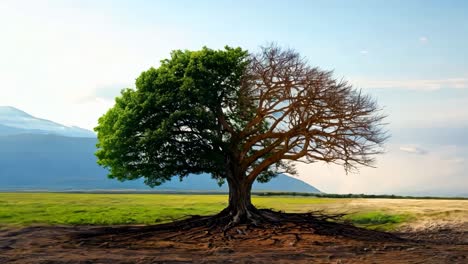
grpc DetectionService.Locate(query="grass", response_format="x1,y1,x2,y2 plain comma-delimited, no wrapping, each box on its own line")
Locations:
343,211,412,231
0,193,225,226
1,193,466,231
0,193,340,227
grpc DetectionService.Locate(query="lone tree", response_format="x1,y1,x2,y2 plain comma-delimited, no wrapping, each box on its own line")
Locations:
95,45,387,226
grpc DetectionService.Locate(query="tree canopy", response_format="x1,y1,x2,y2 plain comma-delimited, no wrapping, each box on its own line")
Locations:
95,45,387,224
95,47,249,186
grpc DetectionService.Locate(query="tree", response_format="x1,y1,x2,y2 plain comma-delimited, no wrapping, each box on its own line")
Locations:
95,45,387,226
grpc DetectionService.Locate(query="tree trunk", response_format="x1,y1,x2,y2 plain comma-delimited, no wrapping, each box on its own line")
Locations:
218,153,264,226
222,175,261,225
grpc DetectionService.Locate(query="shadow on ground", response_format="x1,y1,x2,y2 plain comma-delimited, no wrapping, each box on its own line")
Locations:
0,213,467,263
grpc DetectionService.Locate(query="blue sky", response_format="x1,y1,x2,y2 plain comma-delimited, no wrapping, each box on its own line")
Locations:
1,0,467,195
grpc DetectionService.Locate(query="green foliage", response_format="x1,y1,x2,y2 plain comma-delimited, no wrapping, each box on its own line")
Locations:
344,211,412,231
95,45,387,193
95,47,249,186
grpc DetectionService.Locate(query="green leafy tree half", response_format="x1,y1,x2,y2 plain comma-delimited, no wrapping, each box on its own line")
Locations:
95,46,387,225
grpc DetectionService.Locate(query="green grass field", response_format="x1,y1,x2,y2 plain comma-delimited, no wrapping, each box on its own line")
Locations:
1,193,466,231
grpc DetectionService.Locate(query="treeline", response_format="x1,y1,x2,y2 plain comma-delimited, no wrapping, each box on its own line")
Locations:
254,192,468,200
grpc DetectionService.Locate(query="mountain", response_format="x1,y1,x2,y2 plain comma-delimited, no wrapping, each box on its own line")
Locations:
0,106,95,138
0,133,320,193
0,106,320,192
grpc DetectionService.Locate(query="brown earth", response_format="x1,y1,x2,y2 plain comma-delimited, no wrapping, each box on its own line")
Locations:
0,220,467,264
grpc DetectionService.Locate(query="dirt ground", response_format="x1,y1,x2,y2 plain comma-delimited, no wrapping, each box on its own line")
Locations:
0,220,467,264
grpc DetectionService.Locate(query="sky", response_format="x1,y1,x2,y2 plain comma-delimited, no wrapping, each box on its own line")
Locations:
1,0,467,195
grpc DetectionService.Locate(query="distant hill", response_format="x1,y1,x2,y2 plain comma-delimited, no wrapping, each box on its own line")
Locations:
0,134,320,193
0,106,320,193
0,106,95,138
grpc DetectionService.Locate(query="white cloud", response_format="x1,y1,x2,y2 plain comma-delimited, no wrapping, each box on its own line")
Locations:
399,145,427,155
447,158,464,164
293,144,468,196
384,96,468,128
0,1,207,130
419,36,428,44
78,83,132,104
68,98,115,129
351,77,468,90
360,50,369,55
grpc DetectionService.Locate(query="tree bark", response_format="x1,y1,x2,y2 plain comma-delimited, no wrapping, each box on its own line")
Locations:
221,172,261,225
229,178,252,212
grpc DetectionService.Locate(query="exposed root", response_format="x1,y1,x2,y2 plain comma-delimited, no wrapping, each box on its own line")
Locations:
2,221,467,264
71,208,403,243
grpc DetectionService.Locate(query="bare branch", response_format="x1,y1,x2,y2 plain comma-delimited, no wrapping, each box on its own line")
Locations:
235,45,387,182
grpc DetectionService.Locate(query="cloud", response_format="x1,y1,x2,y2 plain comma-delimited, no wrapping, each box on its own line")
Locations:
77,83,132,103
293,144,468,196
419,36,428,44
360,50,369,55
0,0,210,132
447,158,464,164
351,77,468,90
93,84,130,100
399,145,428,155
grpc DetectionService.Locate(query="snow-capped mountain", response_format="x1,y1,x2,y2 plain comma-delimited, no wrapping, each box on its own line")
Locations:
0,106,95,138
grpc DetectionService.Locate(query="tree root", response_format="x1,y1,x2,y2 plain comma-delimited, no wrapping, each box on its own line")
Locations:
72,208,404,243
212,209,401,242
